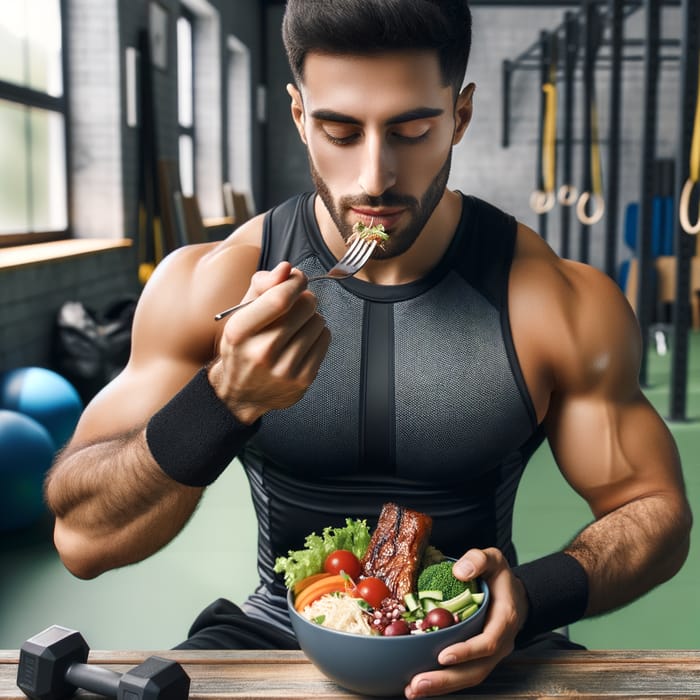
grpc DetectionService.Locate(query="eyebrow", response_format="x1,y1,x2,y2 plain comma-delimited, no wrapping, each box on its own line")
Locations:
309,107,445,125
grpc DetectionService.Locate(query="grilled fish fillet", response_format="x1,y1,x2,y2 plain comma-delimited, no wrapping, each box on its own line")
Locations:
360,502,433,599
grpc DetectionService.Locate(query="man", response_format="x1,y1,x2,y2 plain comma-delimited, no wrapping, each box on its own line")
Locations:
45,1,691,697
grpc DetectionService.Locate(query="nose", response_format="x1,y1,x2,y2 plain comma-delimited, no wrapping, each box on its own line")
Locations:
357,132,396,196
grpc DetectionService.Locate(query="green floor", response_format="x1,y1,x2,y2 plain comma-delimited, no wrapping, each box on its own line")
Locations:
1,330,699,651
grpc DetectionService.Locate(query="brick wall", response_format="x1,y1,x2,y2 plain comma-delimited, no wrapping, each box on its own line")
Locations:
0,245,139,373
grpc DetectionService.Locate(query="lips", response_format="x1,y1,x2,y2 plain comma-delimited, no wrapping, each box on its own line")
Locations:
350,208,404,230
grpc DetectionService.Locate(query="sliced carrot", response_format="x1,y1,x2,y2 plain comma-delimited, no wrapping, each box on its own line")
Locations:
293,572,332,596
294,574,348,612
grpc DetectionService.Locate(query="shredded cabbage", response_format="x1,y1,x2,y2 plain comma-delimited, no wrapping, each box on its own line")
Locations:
301,594,375,636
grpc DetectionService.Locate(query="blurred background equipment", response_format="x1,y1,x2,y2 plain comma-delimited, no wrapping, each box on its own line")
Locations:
0,409,55,532
0,367,82,449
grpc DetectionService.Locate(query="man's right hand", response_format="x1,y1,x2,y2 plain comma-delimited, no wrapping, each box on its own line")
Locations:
209,261,331,424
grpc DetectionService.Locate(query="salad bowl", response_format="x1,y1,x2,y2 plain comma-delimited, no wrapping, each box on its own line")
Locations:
287,577,490,697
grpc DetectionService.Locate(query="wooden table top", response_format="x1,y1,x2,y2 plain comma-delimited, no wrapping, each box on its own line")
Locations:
2,649,699,699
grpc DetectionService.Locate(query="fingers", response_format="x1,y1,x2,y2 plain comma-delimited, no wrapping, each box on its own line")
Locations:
452,549,486,581
404,548,526,698
449,549,524,656
405,662,493,699
277,309,332,380
223,263,308,338
212,261,330,419
404,627,509,699
227,287,324,366
249,261,297,299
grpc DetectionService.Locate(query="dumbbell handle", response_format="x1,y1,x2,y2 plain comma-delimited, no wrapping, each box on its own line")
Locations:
64,662,121,698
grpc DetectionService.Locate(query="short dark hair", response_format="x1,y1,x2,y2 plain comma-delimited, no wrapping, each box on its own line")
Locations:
282,0,472,96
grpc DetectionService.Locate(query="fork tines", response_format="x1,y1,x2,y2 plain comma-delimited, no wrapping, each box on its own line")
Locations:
343,238,377,269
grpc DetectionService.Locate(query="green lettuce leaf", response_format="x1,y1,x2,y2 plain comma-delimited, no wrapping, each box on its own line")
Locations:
273,518,371,589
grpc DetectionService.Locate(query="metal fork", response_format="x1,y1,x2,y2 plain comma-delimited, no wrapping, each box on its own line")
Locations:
214,237,378,321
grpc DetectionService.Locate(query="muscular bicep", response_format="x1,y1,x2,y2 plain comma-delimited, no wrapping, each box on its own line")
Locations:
545,387,683,517
69,356,200,447
542,264,684,517
67,230,263,449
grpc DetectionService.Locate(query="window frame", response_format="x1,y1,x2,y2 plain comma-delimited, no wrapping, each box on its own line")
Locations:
177,5,196,198
0,0,71,248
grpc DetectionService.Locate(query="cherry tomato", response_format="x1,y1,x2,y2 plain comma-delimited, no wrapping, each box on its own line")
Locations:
323,549,361,579
423,607,456,630
383,620,411,636
355,576,391,608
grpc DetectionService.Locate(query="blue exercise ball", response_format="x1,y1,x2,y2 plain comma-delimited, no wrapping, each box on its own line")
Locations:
0,367,83,449
0,410,56,531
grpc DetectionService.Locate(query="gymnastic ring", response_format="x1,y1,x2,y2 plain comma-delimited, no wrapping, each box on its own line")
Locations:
679,179,700,234
576,191,605,225
529,190,556,214
558,184,578,206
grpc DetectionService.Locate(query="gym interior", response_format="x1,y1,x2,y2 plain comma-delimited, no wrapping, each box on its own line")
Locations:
1,0,699,653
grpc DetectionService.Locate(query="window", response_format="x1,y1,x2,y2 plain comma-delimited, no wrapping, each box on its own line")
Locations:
177,9,195,197
227,35,254,209
0,0,68,246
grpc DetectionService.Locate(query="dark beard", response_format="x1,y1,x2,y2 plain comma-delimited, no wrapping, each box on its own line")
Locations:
308,152,452,260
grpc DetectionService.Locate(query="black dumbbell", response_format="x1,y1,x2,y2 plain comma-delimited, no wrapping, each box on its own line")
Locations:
17,625,190,700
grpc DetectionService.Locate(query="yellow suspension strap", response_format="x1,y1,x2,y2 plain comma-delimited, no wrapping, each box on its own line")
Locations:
137,204,155,285
577,92,605,224
679,52,700,234
530,82,558,213
137,206,165,285
531,40,558,214
558,22,578,208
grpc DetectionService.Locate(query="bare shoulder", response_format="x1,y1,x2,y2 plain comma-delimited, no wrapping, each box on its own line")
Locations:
67,215,268,444
509,222,642,410
132,213,267,363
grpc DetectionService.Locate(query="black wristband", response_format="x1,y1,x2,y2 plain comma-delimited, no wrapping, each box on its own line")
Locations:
512,551,589,640
146,368,260,487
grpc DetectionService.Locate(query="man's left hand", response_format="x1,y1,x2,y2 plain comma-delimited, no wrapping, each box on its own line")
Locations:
404,547,528,698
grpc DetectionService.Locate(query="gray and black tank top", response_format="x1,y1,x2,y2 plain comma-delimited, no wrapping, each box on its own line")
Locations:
238,193,545,632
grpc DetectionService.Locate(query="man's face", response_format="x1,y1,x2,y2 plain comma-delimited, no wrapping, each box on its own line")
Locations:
289,51,472,259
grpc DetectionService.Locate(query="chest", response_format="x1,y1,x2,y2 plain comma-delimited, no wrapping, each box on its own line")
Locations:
248,267,536,483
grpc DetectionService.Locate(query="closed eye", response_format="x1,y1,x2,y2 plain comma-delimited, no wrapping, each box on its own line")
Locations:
321,126,430,146
390,119,432,143
392,130,430,144
322,130,360,146
320,123,361,146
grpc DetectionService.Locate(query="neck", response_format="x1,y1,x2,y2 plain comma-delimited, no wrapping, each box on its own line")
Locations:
315,190,463,286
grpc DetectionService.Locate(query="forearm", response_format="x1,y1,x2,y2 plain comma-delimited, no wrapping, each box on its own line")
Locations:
45,431,202,577
46,366,262,577
566,493,692,616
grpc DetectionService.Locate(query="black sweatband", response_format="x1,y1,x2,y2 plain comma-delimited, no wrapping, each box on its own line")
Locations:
512,551,589,640
146,368,260,487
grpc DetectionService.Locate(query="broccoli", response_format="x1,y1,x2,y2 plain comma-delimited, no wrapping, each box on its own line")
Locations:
416,561,469,600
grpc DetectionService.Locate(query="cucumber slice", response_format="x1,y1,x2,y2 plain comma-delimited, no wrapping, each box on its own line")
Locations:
458,603,479,621
403,592,420,612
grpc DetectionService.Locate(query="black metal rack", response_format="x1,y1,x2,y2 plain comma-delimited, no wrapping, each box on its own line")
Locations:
502,0,697,419
669,0,700,421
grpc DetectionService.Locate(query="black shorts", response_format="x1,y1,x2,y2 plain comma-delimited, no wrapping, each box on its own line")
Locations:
173,598,299,650
173,598,586,653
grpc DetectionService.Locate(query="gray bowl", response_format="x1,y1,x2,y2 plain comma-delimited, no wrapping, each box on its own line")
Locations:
288,578,490,696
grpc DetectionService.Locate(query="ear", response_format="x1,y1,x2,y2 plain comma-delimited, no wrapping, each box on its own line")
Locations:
287,83,307,144
452,82,475,145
